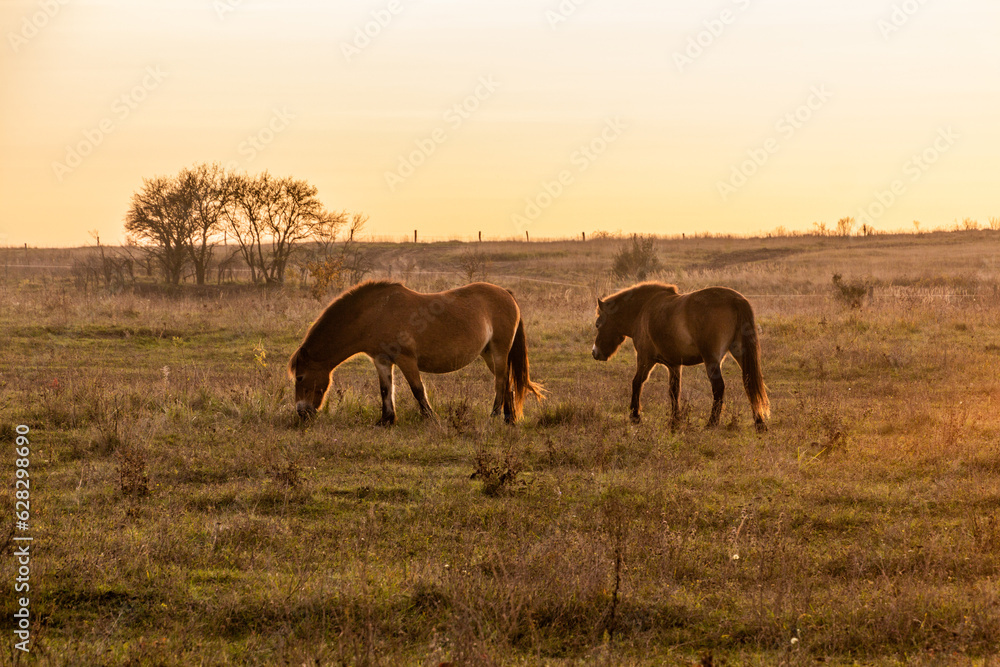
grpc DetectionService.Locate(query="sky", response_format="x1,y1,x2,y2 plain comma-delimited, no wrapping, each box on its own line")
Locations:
1,0,999,247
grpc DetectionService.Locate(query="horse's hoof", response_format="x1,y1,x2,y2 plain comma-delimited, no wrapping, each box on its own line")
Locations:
754,421,768,434
376,417,395,427
629,413,641,424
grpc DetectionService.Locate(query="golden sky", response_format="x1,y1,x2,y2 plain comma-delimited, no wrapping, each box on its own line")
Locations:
2,0,999,246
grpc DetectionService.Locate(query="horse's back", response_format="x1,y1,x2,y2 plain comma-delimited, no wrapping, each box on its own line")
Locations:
389,282,521,373
643,286,749,361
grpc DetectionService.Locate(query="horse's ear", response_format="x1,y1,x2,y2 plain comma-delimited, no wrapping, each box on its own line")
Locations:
597,298,606,310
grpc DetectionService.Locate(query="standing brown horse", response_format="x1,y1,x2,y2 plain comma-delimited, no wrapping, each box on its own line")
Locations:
289,281,544,424
592,282,769,431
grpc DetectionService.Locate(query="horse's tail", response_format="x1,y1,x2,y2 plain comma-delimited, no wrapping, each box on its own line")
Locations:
735,298,770,422
508,316,546,420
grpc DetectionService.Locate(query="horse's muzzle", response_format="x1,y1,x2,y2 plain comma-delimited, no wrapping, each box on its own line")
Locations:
591,345,606,361
296,402,318,419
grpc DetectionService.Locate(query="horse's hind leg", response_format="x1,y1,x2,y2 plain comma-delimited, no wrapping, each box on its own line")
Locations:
729,344,767,433
667,364,682,431
374,357,396,426
480,348,505,417
704,358,725,428
396,355,435,419
493,348,517,423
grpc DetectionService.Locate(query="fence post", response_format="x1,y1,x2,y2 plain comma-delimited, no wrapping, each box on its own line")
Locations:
414,229,417,243
525,231,529,242
582,232,585,242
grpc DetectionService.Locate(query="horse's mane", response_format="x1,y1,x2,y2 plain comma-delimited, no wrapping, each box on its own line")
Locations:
288,280,403,376
606,281,679,301
334,279,402,305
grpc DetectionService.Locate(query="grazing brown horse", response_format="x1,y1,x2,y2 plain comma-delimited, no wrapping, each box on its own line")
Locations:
592,282,769,431
289,281,544,424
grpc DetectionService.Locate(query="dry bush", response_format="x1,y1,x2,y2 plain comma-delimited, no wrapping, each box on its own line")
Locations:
268,460,301,489
443,397,476,434
831,273,871,308
470,437,525,496
835,216,856,236
612,235,662,280
115,442,150,498
598,487,641,640
457,250,493,282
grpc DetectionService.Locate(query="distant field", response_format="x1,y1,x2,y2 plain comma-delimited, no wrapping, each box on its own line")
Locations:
2,231,999,665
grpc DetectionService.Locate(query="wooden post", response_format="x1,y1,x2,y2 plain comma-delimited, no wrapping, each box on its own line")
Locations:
478,231,482,242
525,231,529,242
414,229,417,243
582,232,585,242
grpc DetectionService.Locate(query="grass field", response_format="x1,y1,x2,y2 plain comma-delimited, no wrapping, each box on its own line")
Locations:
2,231,1000,665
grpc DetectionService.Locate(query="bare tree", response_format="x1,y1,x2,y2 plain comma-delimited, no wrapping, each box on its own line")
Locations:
124,175,194,284
303,212,371,299
310,209,352,256
125,166,345,286
269,176,324,283
179,163,234,285
224,172,325,285
811,221,830,236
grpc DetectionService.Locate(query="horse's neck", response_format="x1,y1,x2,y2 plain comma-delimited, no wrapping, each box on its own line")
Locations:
309,308,364,370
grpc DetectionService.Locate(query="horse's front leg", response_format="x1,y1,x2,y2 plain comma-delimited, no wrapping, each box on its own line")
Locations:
629,356,654,424
374,356,396,426
396,355,435,419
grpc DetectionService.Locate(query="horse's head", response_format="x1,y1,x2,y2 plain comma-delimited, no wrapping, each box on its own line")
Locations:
288,347,329,419
592,297,626,361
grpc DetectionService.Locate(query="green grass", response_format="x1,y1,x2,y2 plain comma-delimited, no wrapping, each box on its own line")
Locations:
1,232,1000,665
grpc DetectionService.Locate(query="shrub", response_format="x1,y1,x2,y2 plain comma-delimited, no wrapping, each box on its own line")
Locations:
612,235,661,281
471,441,523,496
831,273,870,308
457,250,492,282
835,216,856,236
